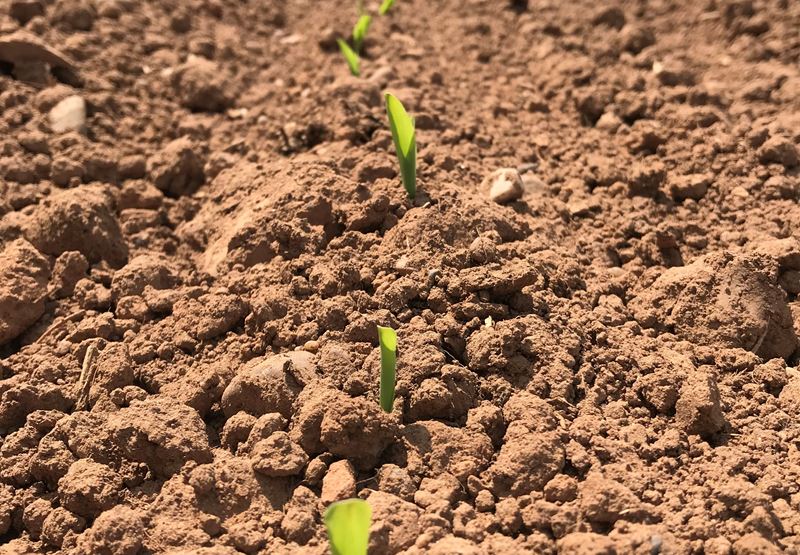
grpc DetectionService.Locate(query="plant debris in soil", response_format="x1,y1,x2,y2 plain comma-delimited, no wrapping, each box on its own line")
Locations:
1,0,800,553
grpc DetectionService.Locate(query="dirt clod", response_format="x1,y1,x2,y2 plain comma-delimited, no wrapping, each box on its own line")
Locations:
250,431,308,477
23,186,128,268
221,355,304,419
59,459,122,518
675,370,726,438
0,239,51,346
630,252,797,359
147,137,206,197
172,57,234,113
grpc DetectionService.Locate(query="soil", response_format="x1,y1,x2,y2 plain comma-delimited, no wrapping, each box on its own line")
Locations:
1,0,800,553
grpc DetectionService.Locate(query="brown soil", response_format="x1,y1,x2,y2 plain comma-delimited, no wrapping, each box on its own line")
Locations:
1,0,800,553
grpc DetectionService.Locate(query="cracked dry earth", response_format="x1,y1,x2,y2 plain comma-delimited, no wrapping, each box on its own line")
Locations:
1,0,800,553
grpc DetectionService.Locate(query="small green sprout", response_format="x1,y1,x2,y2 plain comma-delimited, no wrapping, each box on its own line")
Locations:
377,325,397,413
337,39,360,77
352,14,372,53
385,93,416,199
324,498,372,555
379,0,396,15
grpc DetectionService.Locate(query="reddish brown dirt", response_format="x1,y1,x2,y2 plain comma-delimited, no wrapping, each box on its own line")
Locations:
1,0,800,553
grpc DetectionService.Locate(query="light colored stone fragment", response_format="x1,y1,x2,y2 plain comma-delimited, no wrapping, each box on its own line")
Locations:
49,95,86,133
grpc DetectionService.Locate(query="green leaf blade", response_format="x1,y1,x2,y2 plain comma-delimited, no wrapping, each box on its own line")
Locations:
352,15,372,53
385,94,414,156
399,132,416,199
385,94,417,199
379,0,396,15
324,499,372,555
377,325,397,413
337,39,360,77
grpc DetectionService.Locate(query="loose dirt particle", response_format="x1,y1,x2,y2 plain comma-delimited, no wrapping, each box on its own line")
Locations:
171,57,234,113
0,239,51,346
630,252,797,359
40,507,85,548
221,355,304,419
58,459,122,518
250,431,308,477
107,397,213,478
320,459,356,503
73,506,146,555
147,137,206,197
23,185,128,268
675,370,726,438
487,424,564,496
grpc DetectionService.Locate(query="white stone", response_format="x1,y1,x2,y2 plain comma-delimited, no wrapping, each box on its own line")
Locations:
484,168,524,204
596,111,622,132
49,95,86,133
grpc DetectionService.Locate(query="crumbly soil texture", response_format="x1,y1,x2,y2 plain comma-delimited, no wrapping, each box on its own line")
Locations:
1,0,800,553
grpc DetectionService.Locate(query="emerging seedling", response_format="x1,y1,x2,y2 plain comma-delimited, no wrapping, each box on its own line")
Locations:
377,325,397,413
337,39,360,77
385,93,416,199
352,14,372,53
379,0,396,15
324,498,372,555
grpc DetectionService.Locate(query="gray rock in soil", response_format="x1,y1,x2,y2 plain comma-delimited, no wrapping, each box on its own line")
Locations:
484,168,524,204
49,95,86,133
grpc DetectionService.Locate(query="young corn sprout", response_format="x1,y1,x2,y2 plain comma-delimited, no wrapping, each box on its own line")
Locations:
352,14,372,53
384,93,416,199
379,0,396,15
376,325,397,413
337,39,360,77
324,498,372,555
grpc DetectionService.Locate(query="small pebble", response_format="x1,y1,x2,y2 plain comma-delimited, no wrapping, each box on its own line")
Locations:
484,168,524,204
49,95,86,133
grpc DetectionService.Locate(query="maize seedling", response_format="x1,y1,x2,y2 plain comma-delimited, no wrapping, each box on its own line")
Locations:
324,498,371,555
377,325,397,413
337,39,360,76
385,93,416,199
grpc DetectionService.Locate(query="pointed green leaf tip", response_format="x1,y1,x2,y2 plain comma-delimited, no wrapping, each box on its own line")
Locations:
337,39,360,77
352,15,371,53
377,325,397,413
379,0,396,15
377,325,397,351
385,93,416,199
385,94,414,157
324,498,372,555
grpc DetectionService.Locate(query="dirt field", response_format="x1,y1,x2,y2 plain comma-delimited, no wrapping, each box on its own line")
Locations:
1,0,800,553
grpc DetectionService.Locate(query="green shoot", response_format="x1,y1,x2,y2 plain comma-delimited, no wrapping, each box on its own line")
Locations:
337,39,360,77
384,93,416,199
324,498,372,555
352,15,371,53
379,0,396,15
377,325,397,413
